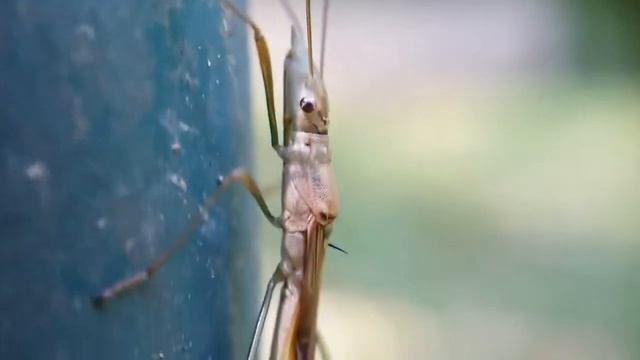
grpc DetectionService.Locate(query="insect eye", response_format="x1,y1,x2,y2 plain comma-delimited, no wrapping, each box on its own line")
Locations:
299,97,315,113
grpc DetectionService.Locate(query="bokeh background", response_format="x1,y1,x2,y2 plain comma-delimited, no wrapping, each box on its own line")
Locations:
244,0,640,359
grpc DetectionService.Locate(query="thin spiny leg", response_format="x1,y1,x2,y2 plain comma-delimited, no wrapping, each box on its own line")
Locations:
92,168,280,307
247,267,284,360
220,0,280,150
317,331,331,360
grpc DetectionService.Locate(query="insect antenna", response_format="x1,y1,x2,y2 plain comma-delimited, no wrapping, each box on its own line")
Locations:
280,0,304,38
320,0,329,77
305,0,314,77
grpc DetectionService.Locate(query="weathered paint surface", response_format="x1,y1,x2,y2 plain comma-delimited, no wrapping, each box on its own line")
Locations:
0,0,255,358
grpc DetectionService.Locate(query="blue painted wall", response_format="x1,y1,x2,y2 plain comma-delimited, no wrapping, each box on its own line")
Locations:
0,0,256,358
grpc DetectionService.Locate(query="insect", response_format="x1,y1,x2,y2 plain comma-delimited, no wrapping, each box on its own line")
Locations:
92,0,338,359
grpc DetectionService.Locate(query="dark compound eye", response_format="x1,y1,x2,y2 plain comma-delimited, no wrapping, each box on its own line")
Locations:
299,97,315,113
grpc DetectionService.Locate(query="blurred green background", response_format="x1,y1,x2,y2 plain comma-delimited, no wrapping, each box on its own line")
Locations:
245,0,640,358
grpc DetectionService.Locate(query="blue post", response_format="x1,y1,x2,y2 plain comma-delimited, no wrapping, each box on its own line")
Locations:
0,0,255,358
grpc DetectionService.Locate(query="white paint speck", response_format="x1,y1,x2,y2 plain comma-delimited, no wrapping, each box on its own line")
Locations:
96,217,108,230
167,173,187,193
177,121,194,133
200,217,216,237
183,72,199,87
25,161,48,181
198,205,209,221
170,141,182,154
221,17,231,37
75,24,96,40
160,109,199,136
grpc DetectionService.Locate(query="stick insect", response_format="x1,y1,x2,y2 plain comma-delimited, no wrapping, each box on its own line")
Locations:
92,0,339,359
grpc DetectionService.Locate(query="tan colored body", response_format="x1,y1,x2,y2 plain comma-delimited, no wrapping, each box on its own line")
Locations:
271,132,338,359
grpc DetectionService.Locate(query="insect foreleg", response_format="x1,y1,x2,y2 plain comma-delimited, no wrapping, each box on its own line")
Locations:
220,0,280,150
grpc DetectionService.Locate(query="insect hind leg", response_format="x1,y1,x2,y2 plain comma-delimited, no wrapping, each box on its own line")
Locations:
317,331,331,360
92,167,281,307
247,267,285,360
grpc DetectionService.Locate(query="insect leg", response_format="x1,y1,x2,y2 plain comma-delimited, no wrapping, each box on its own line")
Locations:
247,266,284,360
317,332,331,360
220,0,279,150
92,167,281,307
